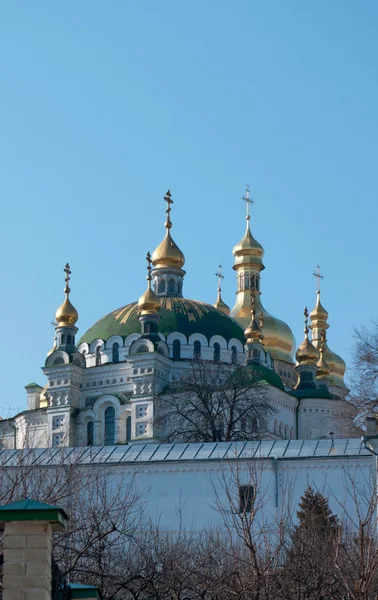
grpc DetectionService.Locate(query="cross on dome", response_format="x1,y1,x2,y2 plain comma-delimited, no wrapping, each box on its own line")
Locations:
215,264,224,292
146,251,152,282
164,190,174,229
313,264,324,292
64,263,71,295
242,184,254,221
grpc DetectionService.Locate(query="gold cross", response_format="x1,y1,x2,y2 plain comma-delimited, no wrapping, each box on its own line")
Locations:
313,264,324,292
215,264,224,291
146,251,152,281
64,263,71,294
242,184,254,221
164,190,174,228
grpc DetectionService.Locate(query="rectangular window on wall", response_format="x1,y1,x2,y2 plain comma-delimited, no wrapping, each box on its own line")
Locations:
137,423,148,436
137,405,148,418
239,485,254,514
53,416,64,429
53,433,63,448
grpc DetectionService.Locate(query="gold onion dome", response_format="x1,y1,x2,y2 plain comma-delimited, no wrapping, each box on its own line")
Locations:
316,330,331,380
296,307,319,366
138,252,161,316
308,267,347,389
231,186,295,363
213,264,230,315
151,190,185,269
55,263,79,327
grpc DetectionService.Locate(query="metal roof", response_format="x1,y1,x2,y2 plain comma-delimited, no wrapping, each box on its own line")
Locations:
0,439,370,467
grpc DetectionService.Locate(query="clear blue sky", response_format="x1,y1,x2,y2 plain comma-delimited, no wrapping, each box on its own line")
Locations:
1,1,377,415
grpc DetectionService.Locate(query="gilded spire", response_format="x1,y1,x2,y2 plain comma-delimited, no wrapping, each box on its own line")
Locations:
55,263,79,327
317,329,331,380
138,252,161,315
151,190,185,269
213,264,230,315
295,307,319,366
244,291,264,344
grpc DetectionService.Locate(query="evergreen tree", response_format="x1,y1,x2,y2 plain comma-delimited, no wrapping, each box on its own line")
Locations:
277,486,342,599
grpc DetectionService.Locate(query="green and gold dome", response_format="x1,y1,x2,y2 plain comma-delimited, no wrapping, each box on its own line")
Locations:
79,298,245,345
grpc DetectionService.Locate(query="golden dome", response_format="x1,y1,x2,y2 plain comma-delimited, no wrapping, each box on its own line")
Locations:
296,308,319,366
214,291,230,316
232,293,295,363
309,287,348,390
316,333,331,381
56,297,79,327
55,264,78,327
152,230,185,269
138,252,161,315
151,190,185,270
232,221,265,270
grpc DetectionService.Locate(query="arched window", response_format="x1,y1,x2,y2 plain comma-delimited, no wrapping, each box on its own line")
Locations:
96,346,101,366
279,422,283,438
231,346,237,364
112,342,119,364
104,406,115,445
274,420,278,435
61,334,66,344
256,276,260,291
87,421,94,446
250,274,255,290
284,424,289,439
126,415,131,442
136,345,149,354
213,342,220,362
178,281,183,295
193,340,201,360
158,279,166,294
173,339,181,360
168,279,175,294
66,335,72,344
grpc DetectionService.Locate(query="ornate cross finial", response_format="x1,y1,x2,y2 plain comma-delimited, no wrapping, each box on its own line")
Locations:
146,251,152,283
313,264,324,292
164,190,174,230
50,317,58,329
215,264,224,292
64,263,71,295
304,306,309,336
242,184,254,221
320,328,327,346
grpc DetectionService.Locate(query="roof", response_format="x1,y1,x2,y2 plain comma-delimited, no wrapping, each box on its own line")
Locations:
78,298,246,345
24,382,43,389
0,498,68,529
0,439,370,467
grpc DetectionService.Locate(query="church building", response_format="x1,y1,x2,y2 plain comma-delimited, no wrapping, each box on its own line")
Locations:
0,187,355,451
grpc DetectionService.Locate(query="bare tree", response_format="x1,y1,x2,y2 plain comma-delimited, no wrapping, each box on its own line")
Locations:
156,359,274,443
350,323,378,428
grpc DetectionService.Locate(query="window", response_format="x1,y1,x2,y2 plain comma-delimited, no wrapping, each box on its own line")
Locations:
96,346,101,366
126,416,132,442
284,424,289,439
239,485,253,513
158,279,166,294
104,406,116,445
256,277,260,291
66,335,72,344
61,335,66,344
250,274,255,290
173,339,181,360
168,279,175,294
279,422,283,437
213,342,220,362
87,421,94,446
112,342,119,364
241,417,247,432
274,420,278,435
193,341,201,360
137,405,148,418
136,345,149,354
231,346,237,364
251,417,258,432
53,433,63,448
137,422,148,436
53,416,64,429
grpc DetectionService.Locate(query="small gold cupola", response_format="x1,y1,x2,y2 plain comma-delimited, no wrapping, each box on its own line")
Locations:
138,252,161,316
55,264,79,327
151,191,186,297
309,265,348,395
213,264,230,315
245,292,264,344
316,329,331,381
296,307,319,366
152,191,185,270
